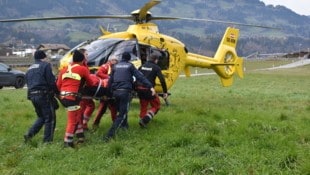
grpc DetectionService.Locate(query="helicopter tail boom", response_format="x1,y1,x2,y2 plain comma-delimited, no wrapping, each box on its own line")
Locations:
185,27,244,87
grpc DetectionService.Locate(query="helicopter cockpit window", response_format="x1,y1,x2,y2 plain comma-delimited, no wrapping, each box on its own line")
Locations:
108,40,138,62
82,38,123,66
69,38,139,67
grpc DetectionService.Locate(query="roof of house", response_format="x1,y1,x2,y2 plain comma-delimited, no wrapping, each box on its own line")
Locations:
37,44,70,51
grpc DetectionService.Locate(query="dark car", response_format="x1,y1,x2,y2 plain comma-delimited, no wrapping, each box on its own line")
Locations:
0,63,26,89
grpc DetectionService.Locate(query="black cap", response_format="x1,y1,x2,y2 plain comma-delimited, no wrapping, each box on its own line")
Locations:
72,50,85,62
121,52,131,61
34,50,46,60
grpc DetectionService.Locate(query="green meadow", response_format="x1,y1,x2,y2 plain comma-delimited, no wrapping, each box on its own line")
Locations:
0,60,309,174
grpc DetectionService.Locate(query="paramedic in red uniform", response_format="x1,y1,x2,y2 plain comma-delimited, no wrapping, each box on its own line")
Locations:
78,49,96,131
56,49,94,148
92,57,118,128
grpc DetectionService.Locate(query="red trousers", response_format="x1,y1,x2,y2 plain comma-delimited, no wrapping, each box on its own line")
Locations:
80,99,95,129
59,97,85,143
64,107,84,143
93,99,117,125
139,94,161,119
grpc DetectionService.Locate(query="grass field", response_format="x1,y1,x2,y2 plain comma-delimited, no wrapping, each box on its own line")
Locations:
0,61,309,174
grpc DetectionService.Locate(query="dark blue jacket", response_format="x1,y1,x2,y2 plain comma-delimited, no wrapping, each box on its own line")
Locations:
109,60,152,91
26,60,57,93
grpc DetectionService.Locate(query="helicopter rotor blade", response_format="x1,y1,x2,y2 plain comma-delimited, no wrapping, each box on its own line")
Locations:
138,0,161,21
0,15,280,30
171,17,281,30
0,15,133,23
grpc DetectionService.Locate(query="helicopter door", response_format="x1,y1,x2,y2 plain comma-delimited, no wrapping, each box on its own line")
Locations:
158,49,169,70
136,45,169,70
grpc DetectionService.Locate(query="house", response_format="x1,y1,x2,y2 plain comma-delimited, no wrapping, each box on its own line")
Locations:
37,43,71,56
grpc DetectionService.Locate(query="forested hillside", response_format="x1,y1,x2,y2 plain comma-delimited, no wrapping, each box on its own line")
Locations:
0,0,309,56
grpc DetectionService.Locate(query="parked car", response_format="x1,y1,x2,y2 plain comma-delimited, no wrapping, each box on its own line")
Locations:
0,63,26,89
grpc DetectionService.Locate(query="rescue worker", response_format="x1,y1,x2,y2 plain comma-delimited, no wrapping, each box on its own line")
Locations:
78,49,96,131
103,52,155,142
56,49,94,148
24,50,58,143
137,50,168,128
92,57,118,128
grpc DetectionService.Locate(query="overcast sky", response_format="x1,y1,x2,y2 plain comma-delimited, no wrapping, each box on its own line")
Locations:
260,0,310,16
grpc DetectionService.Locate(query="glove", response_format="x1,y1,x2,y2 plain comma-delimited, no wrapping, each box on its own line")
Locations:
150,87,156,96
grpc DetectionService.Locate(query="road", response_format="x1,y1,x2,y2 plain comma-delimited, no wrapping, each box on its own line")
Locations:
262,58,310,70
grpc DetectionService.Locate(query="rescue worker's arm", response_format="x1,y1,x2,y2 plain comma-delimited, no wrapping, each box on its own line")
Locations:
80,67,95,86
132,65,155,95
107,68,114,93
56,69,64,91
96,65,110,79
44,63,57,93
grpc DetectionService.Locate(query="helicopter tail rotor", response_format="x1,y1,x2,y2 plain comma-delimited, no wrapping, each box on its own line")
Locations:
211,27,244,87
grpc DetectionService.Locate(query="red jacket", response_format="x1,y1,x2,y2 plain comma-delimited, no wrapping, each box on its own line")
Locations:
96,62,112,79
57,63,94,93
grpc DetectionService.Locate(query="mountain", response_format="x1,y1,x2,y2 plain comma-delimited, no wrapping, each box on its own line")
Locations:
0,0,309,56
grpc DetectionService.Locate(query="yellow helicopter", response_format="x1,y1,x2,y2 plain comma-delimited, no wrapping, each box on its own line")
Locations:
0,0,274,92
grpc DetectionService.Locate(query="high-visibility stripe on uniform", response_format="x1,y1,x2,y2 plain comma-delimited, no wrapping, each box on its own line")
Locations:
62,64,81,80
67,105,80,111
107,65,112,75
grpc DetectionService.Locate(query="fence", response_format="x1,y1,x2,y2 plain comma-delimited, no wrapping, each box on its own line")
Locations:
0,56,59,68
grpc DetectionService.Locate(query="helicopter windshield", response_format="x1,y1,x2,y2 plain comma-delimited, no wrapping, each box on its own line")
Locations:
108,39,139,62
71,38,139,67
84,38,122,66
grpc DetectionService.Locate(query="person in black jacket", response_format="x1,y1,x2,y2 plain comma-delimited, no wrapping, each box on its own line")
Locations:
137,50,168,128
24,50,58,143
103,52,155,141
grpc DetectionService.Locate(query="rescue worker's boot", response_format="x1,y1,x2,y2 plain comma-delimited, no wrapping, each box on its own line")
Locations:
120,118,129,130
23,134,32,143
103,136,112,143
92,123,99,130
139,111,154,128
76,132,85,144
139,119,147,128
77,138,85,144
64,142,74,148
